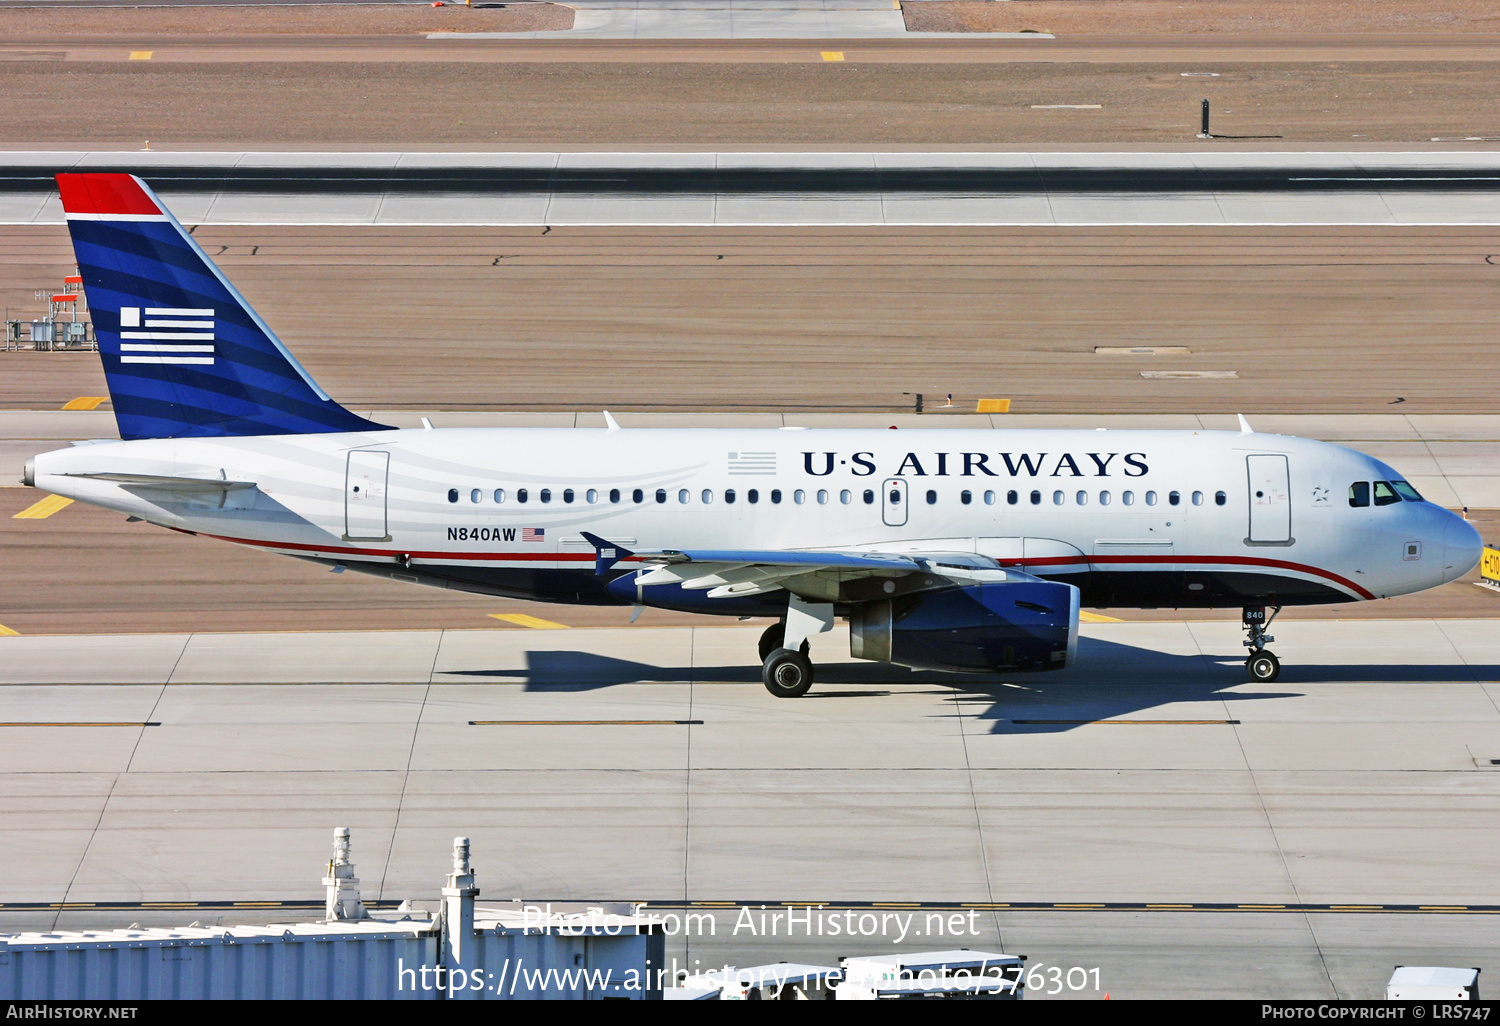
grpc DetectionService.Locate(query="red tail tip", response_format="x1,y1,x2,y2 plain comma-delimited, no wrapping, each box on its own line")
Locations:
55,174,161,216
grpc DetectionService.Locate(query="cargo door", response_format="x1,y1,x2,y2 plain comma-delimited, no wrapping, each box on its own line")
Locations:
1246,454,1291,544
345,450,390,541
882,478,908,527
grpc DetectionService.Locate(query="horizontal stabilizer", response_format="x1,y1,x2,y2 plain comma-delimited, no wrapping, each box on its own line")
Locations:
61,471,257,493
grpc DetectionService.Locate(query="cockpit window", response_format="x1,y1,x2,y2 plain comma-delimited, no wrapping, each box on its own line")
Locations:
1392,480,1423,502
1373,481,1400,506
1348,482,1370,508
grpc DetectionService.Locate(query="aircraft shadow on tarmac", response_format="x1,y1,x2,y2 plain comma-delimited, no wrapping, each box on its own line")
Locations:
440,636,1499,734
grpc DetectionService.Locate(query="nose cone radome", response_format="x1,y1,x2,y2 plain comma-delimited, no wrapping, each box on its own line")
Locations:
1444,515,1483,582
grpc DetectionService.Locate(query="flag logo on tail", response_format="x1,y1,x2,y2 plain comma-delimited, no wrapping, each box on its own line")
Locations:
119,306,215,365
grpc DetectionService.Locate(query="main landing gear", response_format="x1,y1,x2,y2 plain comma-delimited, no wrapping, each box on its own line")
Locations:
1242,605,1282,682
760,597,833,699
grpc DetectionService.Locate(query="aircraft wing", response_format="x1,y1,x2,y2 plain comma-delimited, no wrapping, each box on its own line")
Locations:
580,532,989,602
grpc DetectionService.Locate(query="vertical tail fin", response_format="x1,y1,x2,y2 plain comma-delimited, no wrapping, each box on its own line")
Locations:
56,173,391,440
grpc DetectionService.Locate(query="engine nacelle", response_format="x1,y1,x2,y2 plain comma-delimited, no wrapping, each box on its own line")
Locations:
849,578,1080,673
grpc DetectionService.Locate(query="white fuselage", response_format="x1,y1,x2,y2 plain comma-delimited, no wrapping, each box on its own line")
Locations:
29,426,1481,609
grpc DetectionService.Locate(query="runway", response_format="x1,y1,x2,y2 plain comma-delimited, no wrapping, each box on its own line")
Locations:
9,151,1500,226
1,619,1497,997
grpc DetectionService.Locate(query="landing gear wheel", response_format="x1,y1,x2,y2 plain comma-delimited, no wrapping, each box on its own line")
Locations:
758,623,809,662
762,649,815,698
1246,651,1280,683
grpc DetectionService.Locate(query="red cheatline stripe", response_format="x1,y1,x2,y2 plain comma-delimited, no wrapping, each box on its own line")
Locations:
1017,553,1372,599
55,173,161,217
190,530,1371,597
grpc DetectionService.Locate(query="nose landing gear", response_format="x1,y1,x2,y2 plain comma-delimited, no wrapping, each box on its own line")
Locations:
1242,605,1282,682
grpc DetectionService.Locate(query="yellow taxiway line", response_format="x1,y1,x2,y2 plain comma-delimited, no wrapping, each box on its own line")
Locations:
12,495,73,520
489,612,569,629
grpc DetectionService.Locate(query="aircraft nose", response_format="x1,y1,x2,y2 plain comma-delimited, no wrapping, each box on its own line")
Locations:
1443,514,1483,582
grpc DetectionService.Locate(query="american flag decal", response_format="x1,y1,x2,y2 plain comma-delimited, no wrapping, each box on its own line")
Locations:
728,451,776,475
118,306,215,366
522,527,545,542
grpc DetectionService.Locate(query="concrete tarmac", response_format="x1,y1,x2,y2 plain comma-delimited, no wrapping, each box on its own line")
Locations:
1,619,1497,997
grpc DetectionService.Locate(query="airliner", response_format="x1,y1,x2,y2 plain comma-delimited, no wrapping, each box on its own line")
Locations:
22,174,1483,696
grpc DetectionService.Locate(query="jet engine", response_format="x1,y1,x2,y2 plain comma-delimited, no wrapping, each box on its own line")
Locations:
848,576,1080,673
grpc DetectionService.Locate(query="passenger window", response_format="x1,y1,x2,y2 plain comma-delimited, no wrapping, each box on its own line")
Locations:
1191,491,1204,506
1122,491,1134,506
1168,491,1180,506
1214,490,1226,506
1348,482,1369,507
563,488,575,504
793,489,805,504
494,489,506,503
1007,490,1019,505
609,488,620,503
840,489,851,504
447,488,459,504
1373,481,1400,506
888,488,901,505
1052,490,1064,506
655,489,667,504
470,488,482,504
926,489,937,505
1075,490,1088,505
679,489,690,504
817,489,828,504
517,488,529,504
961,490,972,505
1100,491,1111,506
726,489,736,503
1392,480,1423,501
586,488,598,503
1030,490,1042,505
748,489,760,504
771,489,783,504
1145,490,1157,505
984,490,995,505
540,488,552,504
863,489,875,504
631,488,642,503
701,489,713,504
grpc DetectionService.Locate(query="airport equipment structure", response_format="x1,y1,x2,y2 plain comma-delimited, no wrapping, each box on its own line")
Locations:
1386,967,1481,1001
673,963,842,1000
4,272,95,352
837,949,1027,1000
0,831,665,1001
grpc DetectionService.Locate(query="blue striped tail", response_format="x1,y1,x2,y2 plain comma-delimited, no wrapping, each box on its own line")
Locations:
57,173,391,441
